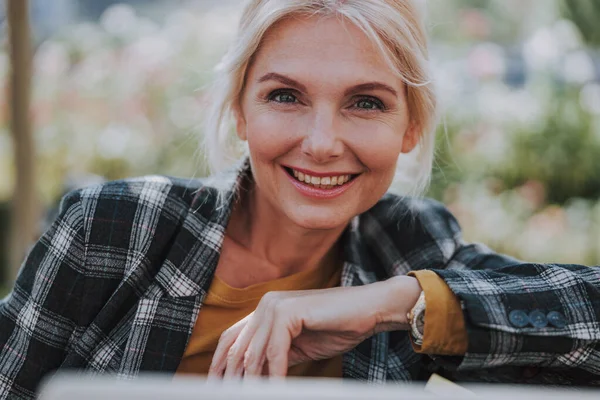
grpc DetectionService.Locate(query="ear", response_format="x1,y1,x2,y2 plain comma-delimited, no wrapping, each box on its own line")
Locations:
233,104,247,141
400,121,420,154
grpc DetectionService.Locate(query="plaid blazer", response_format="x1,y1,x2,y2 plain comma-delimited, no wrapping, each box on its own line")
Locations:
2,164,600,399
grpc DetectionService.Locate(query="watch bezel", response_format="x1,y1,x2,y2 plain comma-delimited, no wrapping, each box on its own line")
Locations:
408,291,426,345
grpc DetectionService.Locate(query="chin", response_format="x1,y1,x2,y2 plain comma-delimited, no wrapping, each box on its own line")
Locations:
283,203,355,231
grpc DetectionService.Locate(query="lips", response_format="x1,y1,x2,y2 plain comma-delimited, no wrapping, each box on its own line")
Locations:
281,166,359,199
283,167,358,189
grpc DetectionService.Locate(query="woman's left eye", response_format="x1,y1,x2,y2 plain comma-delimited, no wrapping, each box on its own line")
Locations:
267,90,298,104
354,97,385,111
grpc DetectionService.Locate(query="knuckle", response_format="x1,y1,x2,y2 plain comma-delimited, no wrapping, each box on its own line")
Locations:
220,328,233,342
244,351,264,373
243,348,256,366
273,297,287,309
260,291,281,306
273,298,291,316
266,344,282,360
227,344,241,362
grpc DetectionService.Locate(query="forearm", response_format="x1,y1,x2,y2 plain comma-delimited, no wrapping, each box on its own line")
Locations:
373,275,422,333
432,262,600,373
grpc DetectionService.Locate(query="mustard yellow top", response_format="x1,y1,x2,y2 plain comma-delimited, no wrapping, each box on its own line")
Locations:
176,236,343,377
177,233,468,377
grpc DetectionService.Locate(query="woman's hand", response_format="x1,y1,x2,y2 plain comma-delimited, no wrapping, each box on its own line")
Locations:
207,275,422,379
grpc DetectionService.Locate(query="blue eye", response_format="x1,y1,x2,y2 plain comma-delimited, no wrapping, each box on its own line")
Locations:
270,92,297,103
355,98,384,110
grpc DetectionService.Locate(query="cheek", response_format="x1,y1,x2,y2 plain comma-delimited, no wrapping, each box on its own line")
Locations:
245,111,303,160
345,120,405,172
343,121,406,202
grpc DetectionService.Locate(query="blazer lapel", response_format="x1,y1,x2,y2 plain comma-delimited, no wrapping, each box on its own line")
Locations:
118,285,204,376
119,166,244,376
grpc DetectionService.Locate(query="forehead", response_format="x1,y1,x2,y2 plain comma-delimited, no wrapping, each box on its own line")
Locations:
248,15,398,85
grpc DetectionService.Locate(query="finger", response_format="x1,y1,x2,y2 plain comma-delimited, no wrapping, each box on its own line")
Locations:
223,324,254,379
208,315,249,378
242,312,276,377
265,306,301,378
223,309,267,379
266,322,292,378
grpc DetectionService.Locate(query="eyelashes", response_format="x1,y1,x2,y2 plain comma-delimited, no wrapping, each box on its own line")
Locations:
355,97,385,111
268,90,298,104
265,89,387,112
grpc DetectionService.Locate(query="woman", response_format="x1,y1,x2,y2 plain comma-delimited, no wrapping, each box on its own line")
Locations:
1,0,600,397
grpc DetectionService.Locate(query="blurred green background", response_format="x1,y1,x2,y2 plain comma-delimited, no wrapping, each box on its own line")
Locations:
1,0,600,297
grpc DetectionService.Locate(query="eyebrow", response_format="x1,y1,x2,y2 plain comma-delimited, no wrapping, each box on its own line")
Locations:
344,82,398,98
257,73,307,92
257,72,398,98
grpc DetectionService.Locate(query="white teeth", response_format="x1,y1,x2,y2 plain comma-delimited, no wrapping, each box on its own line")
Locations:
290,169,354,188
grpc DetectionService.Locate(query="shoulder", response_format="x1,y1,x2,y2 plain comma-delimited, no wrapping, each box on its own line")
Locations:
354,193,463,270
52,173,228,273
62,175,222,222
366,192,462,239
75,175,208,207
53,175,229,258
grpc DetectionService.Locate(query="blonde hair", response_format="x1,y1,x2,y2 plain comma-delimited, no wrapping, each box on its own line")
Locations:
204,0,437,196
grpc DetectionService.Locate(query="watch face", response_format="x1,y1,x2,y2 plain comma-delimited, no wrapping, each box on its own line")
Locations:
416,312,425,332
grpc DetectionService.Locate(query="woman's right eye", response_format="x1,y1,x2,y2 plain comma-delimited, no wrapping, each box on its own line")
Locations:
269,91,297,103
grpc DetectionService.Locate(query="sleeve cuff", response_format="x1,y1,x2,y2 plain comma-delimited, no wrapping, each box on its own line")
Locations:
407,270,468,355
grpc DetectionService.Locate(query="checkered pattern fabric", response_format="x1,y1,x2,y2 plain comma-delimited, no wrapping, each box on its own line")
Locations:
1,163,600,398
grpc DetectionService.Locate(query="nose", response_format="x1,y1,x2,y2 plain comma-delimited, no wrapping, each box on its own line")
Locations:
301,109,344,163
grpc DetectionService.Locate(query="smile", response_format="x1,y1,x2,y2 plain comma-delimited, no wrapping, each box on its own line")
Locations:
283,166,359,199
289,168,353,189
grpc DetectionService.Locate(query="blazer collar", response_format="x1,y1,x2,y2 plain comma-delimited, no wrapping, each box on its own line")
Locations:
154,159,248,298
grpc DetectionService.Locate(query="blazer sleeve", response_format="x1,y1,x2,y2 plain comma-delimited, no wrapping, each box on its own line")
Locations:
0,190,86,399
427,204,600,378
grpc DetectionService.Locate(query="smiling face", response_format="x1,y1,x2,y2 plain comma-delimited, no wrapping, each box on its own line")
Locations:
236,15,419,231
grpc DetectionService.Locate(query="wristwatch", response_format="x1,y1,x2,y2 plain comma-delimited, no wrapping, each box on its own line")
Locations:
407,291,426,345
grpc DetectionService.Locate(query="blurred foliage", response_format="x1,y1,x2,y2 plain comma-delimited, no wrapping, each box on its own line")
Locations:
0,4,228,206
424,0,600,264
430,85,600,204
496,88,600,204
426,0,557,45
561,0,600,46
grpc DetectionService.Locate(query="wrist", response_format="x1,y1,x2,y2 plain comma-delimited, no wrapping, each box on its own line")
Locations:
374,275,422,333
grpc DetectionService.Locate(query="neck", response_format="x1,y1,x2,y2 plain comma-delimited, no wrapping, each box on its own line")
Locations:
226,183,347,278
